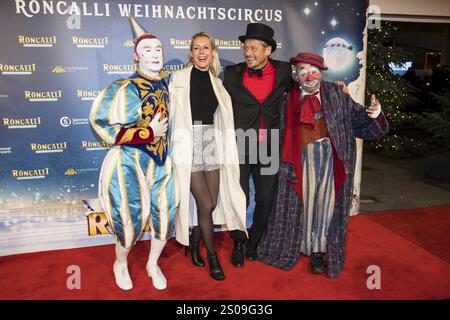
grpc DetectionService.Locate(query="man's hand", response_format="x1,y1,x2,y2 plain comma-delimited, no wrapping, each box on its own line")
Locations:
366,94,381,118
335,80,349,95
150,113,168,137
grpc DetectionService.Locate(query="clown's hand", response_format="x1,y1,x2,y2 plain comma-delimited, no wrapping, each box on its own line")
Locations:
335,80,349,95
150,113,168,137
366,94,382,118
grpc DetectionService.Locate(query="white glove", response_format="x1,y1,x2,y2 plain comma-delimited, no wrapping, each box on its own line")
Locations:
366,94,382,118
149,113,168,137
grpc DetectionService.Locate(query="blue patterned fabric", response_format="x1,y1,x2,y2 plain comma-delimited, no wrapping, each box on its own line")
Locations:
90,71,176,249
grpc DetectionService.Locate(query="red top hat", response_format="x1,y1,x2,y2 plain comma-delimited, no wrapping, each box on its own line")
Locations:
289,52,328,70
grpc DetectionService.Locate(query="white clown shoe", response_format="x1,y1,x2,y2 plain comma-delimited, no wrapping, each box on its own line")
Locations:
146,265,167,290
113,260,133,290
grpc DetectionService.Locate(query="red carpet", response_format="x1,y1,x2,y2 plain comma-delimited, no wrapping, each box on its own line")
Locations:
1,206,449,300
366,205,450,263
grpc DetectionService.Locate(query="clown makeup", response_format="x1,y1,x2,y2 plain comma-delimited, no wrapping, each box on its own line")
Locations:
135,38,163,78
296,63,322,93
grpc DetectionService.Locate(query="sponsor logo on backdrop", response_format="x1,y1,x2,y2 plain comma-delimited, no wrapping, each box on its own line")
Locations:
103,64,135,75
123,40,134,47
0,63,36,75
0,147,12,155
59,116,89,127
11,167,49,180
3,117,41,129
65,169,77,176
64,167,99,176
24,90,62,102
15,2,283,23
81,140,112,151
18,35,56,47
30,141,68,154
72,36,108,48
76,90,101,101
52,66,66,73
52,66,88,73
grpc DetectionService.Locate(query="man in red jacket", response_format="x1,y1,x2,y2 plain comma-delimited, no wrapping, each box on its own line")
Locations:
223,23,293,267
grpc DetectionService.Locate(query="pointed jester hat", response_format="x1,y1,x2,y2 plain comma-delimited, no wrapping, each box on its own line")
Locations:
129,15,158,55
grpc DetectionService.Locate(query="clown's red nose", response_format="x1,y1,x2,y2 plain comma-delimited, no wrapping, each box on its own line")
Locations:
307,73,315,81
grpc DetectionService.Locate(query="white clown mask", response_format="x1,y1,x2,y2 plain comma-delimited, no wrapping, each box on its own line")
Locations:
134,38,164,77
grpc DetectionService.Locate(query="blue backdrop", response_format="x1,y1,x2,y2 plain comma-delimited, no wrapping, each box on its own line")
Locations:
0,0,368,255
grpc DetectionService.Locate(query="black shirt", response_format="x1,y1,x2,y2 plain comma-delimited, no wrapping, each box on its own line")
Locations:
190,67,218,125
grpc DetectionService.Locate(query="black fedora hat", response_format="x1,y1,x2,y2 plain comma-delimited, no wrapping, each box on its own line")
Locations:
239,23,277,53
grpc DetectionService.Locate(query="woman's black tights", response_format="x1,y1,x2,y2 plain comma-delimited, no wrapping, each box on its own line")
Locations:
190,169,220,254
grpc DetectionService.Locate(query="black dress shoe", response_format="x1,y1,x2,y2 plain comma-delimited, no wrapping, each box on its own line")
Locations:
245,245,257,261
207,252,225,281
188,235,204,267
231,241,244,267
311,253,325,274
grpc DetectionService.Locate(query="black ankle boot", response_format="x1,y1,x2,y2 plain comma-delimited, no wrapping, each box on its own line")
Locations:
245,240,257,261
231,240,244,267
207,252,225,281
311,253,325,274
189,235,204,267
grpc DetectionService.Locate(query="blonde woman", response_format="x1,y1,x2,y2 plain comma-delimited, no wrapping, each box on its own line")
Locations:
169,32,247,281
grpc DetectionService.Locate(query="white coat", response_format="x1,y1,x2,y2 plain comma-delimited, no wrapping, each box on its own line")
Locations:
169,65,247,246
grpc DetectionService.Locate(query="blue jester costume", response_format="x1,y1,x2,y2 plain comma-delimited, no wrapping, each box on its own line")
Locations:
89,69,178,249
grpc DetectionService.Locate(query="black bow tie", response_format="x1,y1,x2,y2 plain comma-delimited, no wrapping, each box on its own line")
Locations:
248,68,263,77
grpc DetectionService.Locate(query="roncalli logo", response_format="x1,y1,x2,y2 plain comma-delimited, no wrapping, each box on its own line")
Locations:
76,90,101,101
81,140,112,151
3,117,41,129
30,141,68,154
60,116,89,127
18,35,56,47
103,64,135,75
72,36,108,48
170,38,244,50
11,167,49,180
24,90,62,102
164,63,185,72
0,63,36,75
87,211,150,236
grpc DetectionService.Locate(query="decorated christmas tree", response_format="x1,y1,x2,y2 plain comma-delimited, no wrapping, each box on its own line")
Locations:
417,88,450,150
365,21,423,157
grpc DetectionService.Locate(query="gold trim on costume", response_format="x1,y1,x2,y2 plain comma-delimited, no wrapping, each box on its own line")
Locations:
91,84,116,143
118,151,135,248
117,127,150,144
133,149,146,236
106,155,119,236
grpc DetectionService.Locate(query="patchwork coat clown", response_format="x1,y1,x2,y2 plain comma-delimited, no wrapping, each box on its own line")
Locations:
257,52,389,278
